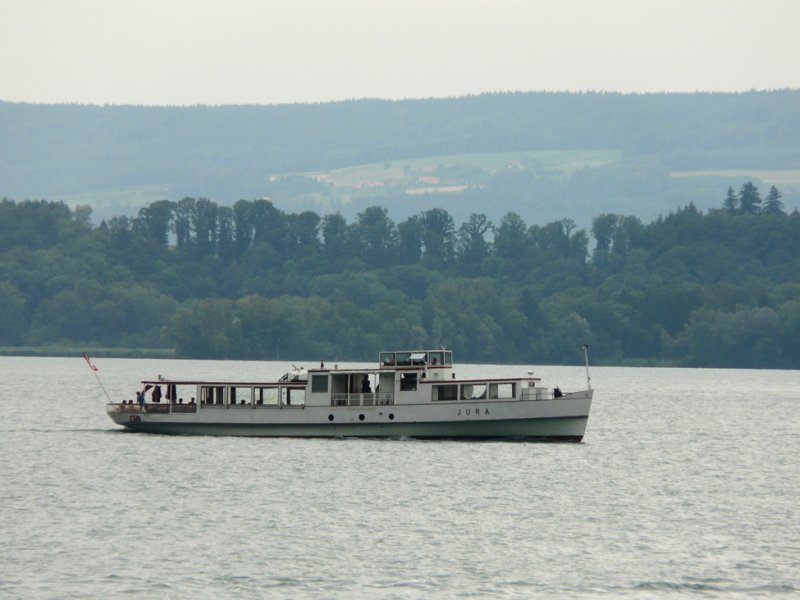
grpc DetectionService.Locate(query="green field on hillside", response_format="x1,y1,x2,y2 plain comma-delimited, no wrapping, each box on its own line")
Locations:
52,149,626,219
50,148,798,223
303,149,624,190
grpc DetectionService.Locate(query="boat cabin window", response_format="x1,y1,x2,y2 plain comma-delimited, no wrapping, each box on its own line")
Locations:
489,382,515,399
282,388,305,406
429,351,444,366
230,386,252,405
160,384,192,404
432,384,458,401
201,386,225,405
444,351,452,366
396,352,412,366
330,373,352,395
461,384,487,400
380,352,395,367
311,375,328,393
410,352,426,366
255,386,279,405
400,372,417,391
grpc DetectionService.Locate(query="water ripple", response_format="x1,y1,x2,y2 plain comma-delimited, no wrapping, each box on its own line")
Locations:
1,358,798,598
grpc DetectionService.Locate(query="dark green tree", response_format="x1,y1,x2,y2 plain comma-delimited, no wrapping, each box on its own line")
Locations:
137,200,174,247
455,213,493,272
493,212,528,260
192,198,218,257
591,213,619,252
321,212,349,262
353,206,397,267
250,199,283,247
612,216,645,256
419,208,455,267
233,199,254,257
397,215,424,264
0,281,25,344
173,197,195,250
288,211,321,258
738,181,761,214
217,206,236,263
723,186,738,214
762,185,785,216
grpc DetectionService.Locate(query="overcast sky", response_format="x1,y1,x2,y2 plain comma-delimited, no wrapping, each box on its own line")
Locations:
2,0,798,106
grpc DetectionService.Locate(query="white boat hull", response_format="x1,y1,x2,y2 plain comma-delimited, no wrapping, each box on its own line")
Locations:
107,392,592,442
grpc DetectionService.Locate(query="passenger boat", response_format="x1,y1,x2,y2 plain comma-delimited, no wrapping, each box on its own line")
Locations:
106,348,594,441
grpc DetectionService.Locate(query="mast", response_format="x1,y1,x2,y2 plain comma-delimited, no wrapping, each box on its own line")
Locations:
581,344,592,390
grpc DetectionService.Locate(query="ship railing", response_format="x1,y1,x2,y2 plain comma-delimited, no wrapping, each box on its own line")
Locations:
331,392,394,407
109,402,197,414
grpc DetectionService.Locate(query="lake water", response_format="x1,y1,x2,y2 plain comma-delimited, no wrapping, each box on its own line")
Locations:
0,356,797,598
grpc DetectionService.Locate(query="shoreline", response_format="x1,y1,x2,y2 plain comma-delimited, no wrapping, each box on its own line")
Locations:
0,346,175,359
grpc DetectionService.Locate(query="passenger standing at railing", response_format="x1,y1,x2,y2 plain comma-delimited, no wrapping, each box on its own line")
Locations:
361,376,371,393
136,390,145,407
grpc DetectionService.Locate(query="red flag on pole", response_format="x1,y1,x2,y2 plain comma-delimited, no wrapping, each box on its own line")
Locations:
83,352,99,371
83,352,111,402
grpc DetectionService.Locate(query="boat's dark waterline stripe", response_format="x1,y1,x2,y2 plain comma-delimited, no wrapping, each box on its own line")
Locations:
123,426,584,443
120,416,587,442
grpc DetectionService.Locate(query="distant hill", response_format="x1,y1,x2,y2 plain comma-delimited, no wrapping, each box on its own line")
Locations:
2,91,799,225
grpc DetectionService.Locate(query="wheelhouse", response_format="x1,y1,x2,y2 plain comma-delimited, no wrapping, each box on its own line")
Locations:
379,350,452,368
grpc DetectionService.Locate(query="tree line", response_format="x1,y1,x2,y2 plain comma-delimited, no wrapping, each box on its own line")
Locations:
1,181,798,367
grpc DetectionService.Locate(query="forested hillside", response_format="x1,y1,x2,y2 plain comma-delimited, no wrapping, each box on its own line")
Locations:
1,182,798,368
2,91,799,226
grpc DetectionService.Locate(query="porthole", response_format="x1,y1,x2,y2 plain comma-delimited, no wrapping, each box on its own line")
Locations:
388,413,395,420
328,414,334,421
359,414,365,421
